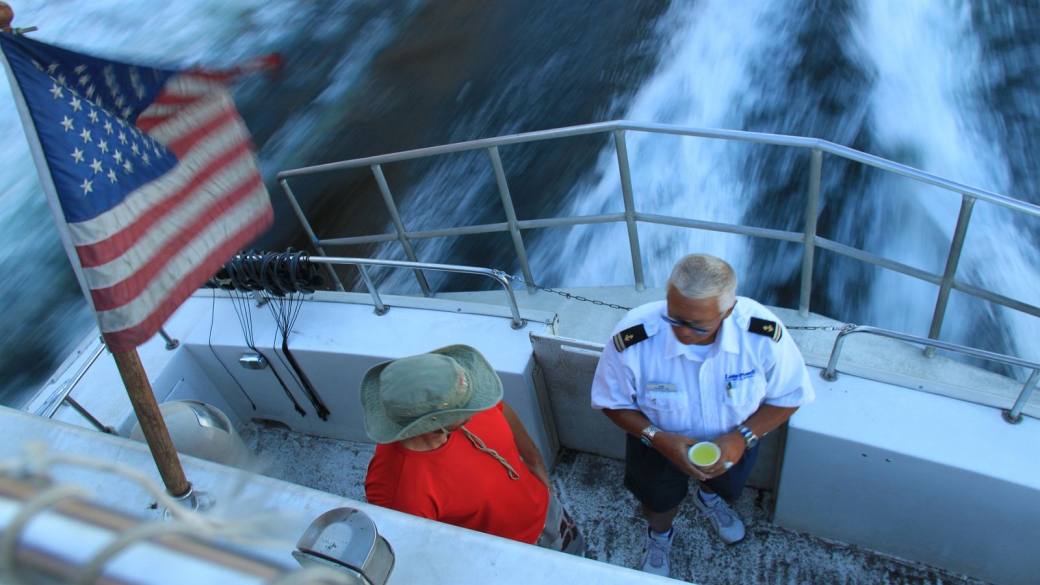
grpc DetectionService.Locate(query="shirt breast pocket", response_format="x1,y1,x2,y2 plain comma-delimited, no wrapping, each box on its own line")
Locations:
639,388,689,417
724,376,766,407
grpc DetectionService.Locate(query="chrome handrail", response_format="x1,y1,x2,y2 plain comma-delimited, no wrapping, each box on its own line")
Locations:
277,120,1040,217
309,256,527,329
36,327,175,423
820,325,1040,423
36,342,106,419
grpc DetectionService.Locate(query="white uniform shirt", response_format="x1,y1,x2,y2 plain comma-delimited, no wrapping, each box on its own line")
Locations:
591,297,814,440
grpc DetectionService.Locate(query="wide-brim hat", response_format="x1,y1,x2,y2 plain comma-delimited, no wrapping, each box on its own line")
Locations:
360,345,503,443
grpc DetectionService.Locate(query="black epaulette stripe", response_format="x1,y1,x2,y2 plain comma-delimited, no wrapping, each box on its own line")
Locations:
613,324,648,351
748,317,782,342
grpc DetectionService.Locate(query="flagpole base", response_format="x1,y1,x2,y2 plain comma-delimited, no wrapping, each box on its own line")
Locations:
163,483,213,519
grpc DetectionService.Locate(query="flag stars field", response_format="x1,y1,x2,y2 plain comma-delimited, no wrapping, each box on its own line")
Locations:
22,47,184,209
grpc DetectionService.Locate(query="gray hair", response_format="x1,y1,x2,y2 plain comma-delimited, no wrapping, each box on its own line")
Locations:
667,254,737,311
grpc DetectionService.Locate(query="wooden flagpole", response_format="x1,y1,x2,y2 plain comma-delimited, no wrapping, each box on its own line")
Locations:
112,349,192,498
0,6,191,499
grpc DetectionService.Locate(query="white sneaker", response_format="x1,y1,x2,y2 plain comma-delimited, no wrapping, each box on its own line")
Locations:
640,526,674,577
693,493,745,544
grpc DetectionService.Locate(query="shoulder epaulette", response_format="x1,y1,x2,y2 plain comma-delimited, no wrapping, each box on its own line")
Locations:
613,324,648,351
748,317,782,342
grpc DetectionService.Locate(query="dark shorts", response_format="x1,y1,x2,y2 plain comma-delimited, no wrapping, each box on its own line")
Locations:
623,433,759,513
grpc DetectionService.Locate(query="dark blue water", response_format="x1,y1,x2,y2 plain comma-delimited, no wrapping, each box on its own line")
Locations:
2,0,1038,408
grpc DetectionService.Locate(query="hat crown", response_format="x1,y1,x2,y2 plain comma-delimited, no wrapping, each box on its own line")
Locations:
360,344,503,443
380,354,472,425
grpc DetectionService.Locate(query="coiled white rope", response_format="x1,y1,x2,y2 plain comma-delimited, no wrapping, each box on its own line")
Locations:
73,521,200,585
0,484,91,585
1,441,357,584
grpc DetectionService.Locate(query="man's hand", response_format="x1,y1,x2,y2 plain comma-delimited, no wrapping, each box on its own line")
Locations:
655,431,745,481
651,432,699,477
704,431,746,477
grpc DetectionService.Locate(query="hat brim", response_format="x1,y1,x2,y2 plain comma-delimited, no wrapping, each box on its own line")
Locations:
360,345,504,443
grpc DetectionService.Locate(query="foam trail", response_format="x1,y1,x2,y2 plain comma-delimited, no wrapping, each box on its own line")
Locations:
859,1,1040,369
530,3,790,288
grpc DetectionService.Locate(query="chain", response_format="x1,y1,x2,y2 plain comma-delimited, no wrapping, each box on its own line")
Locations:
787,324,856,332
500,272,858,328
501,273,633,311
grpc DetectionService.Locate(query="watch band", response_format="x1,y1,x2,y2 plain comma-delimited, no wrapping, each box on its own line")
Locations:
640,425,661,448
737,425,759,448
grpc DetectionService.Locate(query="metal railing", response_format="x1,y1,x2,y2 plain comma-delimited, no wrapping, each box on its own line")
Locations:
36,343,106,419
276,120,1040,418
309,256,526,329
36,328,178,428
820,325,1040,424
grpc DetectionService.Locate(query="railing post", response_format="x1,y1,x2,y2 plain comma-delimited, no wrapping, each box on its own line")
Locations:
799,149,823,317
158,327,179,350
820,324,857,381
487,146,536,293
614,130,645,291
925,195,976,357
357,264,389,315
371,164,433,297
1003,370,1039,424
279,179,346,292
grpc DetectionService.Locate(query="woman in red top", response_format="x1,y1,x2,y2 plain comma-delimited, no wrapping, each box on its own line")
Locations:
361,345,582,554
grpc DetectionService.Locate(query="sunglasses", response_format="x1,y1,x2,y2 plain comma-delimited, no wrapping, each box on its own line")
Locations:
660,314,715,335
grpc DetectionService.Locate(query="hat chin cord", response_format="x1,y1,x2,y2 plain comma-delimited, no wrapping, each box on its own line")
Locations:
460,427,520,480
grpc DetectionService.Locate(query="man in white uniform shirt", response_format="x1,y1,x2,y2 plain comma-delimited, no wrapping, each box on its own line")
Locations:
591,254,814,578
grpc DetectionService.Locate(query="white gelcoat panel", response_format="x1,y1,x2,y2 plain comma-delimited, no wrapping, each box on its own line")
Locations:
775,366,1040,585
182,295,557,464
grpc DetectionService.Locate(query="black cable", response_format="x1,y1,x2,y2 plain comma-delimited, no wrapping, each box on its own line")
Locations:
208,290,256,410
228,287,307,418
266,279,330,421
208,248,330,419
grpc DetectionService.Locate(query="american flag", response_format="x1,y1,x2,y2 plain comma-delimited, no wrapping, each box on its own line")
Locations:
0,34,273,352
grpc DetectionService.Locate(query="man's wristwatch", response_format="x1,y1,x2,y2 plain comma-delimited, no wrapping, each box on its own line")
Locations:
736,425,759,448
639,425,662,448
